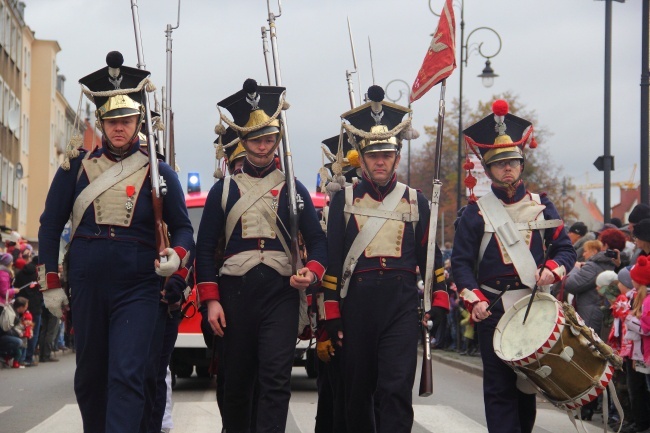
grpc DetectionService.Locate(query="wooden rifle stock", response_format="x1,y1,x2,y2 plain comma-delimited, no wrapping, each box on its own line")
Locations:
419,320,433,397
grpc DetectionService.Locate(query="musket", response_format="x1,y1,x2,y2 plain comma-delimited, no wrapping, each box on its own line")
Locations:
420,79,449,397
154,92,165,156
266,0,303,274
164,0,181,169
261,26,272,86
130,0,168,258
345,17,360,109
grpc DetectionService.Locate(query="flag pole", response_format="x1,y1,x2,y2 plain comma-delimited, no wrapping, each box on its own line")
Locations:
419,79,447,397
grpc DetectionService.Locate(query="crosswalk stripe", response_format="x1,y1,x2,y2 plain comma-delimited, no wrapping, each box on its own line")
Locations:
289,402,317,433
170,402,222,431
26,404,81,433
0,406,11,415
413,405,487,433
16,400,609,432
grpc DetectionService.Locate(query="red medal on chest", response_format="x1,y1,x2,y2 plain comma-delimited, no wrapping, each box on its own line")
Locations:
125,185,136,211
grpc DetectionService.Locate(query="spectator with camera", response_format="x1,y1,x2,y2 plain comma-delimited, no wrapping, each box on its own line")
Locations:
563,231,624,420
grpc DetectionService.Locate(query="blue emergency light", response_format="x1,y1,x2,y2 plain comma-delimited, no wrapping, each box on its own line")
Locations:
187,172,201,194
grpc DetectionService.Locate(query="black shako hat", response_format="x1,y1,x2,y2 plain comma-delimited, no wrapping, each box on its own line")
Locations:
341,85,411,154
217,79,285,140
322,134,361,183
79,51,150,120
219,127,246,171
463,100,535,166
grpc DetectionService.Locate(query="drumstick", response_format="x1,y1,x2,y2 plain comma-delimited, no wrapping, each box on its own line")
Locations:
486,285,510,312
522,243,553,325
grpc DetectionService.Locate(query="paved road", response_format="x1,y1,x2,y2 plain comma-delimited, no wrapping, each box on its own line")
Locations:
0,348,615,433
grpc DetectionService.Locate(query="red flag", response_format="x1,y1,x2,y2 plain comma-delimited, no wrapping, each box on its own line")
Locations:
410,0,456,103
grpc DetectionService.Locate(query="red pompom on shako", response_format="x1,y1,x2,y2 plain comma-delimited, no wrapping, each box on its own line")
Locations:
492,99,509,116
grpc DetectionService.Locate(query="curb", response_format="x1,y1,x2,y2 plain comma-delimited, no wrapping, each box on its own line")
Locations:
430,351,483,377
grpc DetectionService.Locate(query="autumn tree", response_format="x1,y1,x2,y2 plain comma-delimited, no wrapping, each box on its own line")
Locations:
398,92,573,243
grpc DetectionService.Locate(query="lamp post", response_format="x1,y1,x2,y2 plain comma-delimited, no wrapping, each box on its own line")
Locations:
430,0,502,211
385,79,420,185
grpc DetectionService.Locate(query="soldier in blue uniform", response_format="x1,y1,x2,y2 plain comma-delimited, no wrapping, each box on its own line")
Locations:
38,51,194,433
452,100,576,433
321,85,449,433
195,79,327,433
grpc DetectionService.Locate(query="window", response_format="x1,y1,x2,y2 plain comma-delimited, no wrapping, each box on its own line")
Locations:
1,157,8,203
9,21,15,62
4,12,10,54
24,49,30,89
13,99,19,139
12,166,19,209
19,184,26,226
15,32,21,70
7,163,13,206
0,77,4,126
0,4,4,47
22,114,28,154
7,90,14,132
3,84,9,126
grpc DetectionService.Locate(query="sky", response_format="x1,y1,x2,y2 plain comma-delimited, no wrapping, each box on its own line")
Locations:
23,0,644,212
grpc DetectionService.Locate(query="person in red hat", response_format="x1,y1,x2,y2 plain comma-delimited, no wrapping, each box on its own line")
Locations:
452,100,576,433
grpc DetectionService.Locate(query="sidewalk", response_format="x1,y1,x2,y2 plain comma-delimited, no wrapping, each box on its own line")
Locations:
429,346,483,377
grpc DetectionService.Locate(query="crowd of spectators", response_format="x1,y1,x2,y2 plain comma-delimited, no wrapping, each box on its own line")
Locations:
0,239,72,369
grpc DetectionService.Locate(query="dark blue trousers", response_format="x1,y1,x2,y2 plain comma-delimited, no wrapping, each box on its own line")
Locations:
476,296,536,433
342,271,419,433
146,307,181,433
219,264,298,433
69,238,161,433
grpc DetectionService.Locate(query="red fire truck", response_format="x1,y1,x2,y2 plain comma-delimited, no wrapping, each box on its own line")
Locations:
171,186,326,381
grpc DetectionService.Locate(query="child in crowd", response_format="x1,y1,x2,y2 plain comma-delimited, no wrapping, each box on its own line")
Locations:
459,303,477,356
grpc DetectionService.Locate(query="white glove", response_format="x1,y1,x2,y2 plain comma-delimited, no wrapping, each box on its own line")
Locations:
43,288,68,319
155,248,181,277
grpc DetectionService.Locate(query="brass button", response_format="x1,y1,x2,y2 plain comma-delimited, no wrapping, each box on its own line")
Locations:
515,282,520,287
126,213,131,218
124,220,128,224
110,233,115,237
496,280,501,285
97,211,102,216
395,247,399,251
355,198,360,203
93,159,98,164
381,262,386,268
98,217,103,222
95,199,100,204
379,271,384,275
243,231,248,236
381,258,386,262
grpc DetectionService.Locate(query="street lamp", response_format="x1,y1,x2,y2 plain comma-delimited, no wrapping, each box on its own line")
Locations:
429,0,502,211
385,78,420,185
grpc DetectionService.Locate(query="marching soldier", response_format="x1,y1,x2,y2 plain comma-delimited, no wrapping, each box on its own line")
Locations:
38,51,194,433
322,85,449,433
452,100,576,433
195,79,327,433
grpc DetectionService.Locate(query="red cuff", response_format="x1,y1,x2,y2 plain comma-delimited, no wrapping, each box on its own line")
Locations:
432,290,450,311
173,267,189,281
173,247,188,261
306,293,313,305
197,282,220,302
305,260,326,283
46,272,62,290
463,288,489,313
323,301,340,320
544,260,561,283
